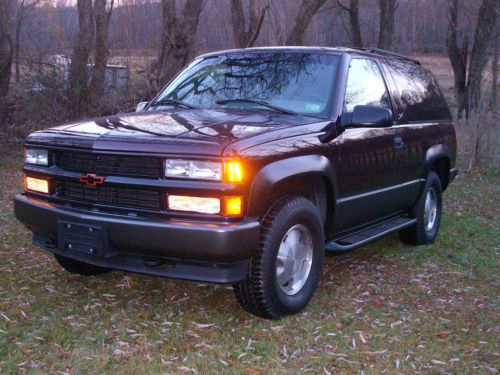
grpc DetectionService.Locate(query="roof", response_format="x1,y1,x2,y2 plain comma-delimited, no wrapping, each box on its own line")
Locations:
198,46,421,65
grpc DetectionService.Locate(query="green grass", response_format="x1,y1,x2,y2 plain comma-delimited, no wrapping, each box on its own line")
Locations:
0,150,498,374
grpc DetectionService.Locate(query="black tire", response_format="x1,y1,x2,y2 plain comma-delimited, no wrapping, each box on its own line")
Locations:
233,196,325,319
54,254,111,276
399,171,443,245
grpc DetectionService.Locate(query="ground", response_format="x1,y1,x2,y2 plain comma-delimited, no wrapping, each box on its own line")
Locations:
0,148,498,374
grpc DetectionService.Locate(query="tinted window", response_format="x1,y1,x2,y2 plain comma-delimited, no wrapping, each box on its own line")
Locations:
383,60,451,122
344,58,391,112
154,53,339,117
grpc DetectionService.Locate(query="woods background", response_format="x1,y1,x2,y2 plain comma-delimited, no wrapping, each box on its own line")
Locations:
0,0,498,169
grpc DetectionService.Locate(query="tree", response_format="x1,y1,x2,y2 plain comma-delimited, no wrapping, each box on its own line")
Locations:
14,0,42,83
0,0,13,122
156,0,204,88
337,0,363,48
378,0,397,49
447,0,498,117
68,0,94,116
87,0,114,108
490,22,498,110
230,0,269,48
286,0,328,45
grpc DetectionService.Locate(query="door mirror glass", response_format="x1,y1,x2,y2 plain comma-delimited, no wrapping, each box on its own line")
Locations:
135,101,149,112
348,105,393,128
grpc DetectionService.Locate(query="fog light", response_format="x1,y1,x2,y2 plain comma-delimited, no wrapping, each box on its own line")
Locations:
168,195,220,214
24,176,49,194
223,196,243,216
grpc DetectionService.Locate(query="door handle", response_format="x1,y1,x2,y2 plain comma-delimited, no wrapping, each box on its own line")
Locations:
394,136,404,149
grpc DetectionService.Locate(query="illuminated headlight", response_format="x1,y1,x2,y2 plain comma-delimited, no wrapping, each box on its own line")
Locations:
165,159,222,181
25,149,48,166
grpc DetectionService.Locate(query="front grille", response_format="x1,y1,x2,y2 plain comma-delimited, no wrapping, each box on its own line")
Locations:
55,180,161,211
54,151,162,179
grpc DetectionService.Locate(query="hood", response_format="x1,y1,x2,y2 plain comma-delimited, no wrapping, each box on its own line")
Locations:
26,109,320,156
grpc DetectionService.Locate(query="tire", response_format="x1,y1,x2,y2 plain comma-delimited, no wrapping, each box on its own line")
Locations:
399,171,443,245
54,254,111,276
233,196,325,319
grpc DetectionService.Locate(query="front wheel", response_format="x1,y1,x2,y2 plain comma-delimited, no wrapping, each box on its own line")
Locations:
233,196,324,319
399,171,443,245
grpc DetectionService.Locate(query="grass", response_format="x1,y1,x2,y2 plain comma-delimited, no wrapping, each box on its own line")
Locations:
0,150,499,374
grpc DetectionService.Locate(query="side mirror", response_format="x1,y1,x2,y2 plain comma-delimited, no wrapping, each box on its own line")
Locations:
135,101,149,112
347,105,393,128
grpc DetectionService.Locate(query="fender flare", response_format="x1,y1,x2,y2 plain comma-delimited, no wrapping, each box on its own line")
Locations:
421,144,451,193
247,155,337,217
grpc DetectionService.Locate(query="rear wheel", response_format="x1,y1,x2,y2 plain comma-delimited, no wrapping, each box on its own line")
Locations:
399,171,443,245
233,196,324,319
54,254,111,276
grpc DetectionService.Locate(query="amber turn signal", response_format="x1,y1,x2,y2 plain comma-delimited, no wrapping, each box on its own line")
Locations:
224,161,244,183
223,196,243,216
24,176,49,194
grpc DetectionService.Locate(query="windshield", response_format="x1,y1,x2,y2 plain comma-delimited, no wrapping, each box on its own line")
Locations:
152,52,340,118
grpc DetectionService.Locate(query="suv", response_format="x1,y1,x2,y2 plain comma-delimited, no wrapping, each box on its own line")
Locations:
14,47,457,319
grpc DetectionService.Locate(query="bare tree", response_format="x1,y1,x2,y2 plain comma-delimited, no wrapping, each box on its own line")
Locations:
0,0,13,121
68,0,94,116
337,0,363,47
87,0,114,109
156,0,204,88
286,0,328,45
377,0,397,49
447,0,498,117
230,0,269,48
14,0,41,83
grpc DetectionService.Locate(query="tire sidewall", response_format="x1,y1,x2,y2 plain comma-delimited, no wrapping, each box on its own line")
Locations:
261,198,324,314
417,172,443,243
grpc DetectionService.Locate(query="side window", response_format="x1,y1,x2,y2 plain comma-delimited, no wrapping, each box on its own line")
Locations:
383,60,451,122
344,58,391,113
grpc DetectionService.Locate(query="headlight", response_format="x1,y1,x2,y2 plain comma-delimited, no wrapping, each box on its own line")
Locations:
165,159,222,181
25,149,48,166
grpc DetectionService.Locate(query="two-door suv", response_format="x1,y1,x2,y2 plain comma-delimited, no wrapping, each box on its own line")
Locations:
15,47,457,319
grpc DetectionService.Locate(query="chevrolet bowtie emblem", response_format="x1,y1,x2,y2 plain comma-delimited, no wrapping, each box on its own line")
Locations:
79,173,105,186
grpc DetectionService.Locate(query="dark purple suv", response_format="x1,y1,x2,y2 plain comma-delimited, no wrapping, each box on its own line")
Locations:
15,47,457,319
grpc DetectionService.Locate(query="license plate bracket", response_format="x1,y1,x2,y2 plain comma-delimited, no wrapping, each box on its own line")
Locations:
58,221,110,257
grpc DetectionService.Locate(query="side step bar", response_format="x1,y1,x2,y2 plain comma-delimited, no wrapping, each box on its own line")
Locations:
325,216,417,252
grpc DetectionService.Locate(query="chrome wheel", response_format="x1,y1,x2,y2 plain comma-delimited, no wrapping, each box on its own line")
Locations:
276,224,313,296
424,187,437,231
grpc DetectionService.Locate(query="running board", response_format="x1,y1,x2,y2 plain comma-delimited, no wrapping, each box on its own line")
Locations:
325,216,417,252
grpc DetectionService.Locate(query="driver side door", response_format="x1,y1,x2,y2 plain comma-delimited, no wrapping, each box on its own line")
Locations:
333,58,405,232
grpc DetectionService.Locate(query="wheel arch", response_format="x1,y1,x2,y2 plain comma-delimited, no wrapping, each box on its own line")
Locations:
247,155,337,221
424,144,451,191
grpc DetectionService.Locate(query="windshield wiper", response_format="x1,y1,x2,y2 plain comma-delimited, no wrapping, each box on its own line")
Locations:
150,98,198,109
215,98,298,115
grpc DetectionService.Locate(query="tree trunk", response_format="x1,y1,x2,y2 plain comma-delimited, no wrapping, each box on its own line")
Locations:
349,0,363,48
286,0,328,45
491,28,498,110
68,0,94,117
0,0,13,122
156,0,204,88
466,0,498,115
447,0,498,118
377,0,397,49
14,11,21,83
87,0,114,110
230,0,268,48
447,0,468,117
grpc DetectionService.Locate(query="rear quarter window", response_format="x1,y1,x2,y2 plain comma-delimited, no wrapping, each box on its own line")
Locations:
383,60,451,123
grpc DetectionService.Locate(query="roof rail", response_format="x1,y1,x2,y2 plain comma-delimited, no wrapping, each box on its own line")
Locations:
355,47,421,65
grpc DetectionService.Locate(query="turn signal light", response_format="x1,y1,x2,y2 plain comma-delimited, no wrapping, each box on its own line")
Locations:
223,196,243,216
24,176,49,194
224,161,244,183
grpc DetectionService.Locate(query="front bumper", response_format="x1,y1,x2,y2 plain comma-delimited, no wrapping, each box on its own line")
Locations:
14,194,260,283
